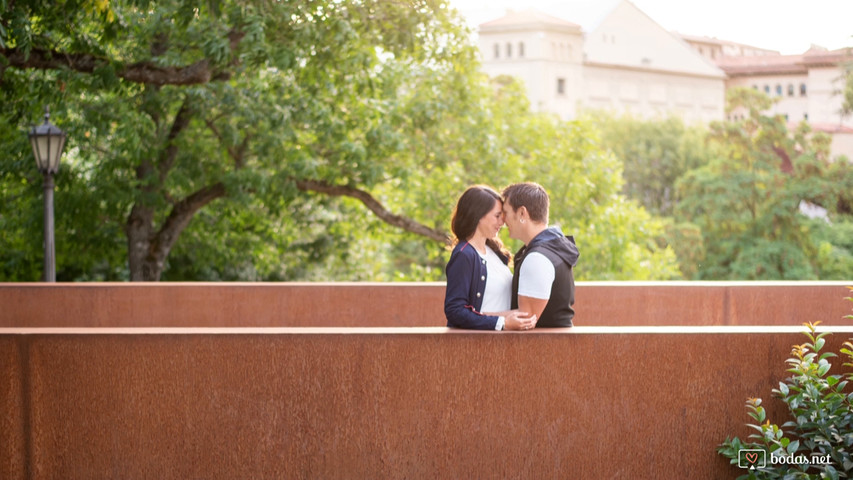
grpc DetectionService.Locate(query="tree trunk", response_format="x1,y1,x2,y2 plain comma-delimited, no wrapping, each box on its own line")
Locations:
126,183,227,281
126,203,155,281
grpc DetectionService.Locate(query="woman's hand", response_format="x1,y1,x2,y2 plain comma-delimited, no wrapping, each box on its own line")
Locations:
503,310,537,331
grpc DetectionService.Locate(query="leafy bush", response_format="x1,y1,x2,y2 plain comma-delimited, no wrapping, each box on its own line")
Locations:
718,289,853,479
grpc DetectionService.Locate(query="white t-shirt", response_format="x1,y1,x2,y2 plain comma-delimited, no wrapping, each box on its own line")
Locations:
477,246,512,313
517,252,555,300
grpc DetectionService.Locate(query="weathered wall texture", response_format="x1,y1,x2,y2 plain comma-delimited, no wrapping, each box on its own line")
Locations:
0,282,850,327
1,337,26,480
3,327,853,479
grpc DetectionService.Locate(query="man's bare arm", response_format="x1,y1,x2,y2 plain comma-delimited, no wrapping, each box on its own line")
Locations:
517,295,548,322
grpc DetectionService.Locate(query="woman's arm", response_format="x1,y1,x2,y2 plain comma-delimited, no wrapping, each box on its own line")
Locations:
444,249,499,330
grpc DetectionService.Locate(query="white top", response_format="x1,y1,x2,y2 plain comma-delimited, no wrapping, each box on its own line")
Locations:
517,252,555,300
477,246,512,314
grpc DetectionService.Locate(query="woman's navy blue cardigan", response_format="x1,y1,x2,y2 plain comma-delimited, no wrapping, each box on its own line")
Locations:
444,241,510,330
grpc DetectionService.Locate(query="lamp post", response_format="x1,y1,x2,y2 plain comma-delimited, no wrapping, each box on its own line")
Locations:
29,106,66,282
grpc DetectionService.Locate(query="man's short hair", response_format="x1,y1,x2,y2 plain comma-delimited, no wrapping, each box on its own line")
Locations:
502,182,549,224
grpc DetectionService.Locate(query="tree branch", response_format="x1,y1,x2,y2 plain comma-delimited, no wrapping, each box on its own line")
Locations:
772,146,794,174
1,47,224,86
158,98,194,183
151,182,228,264
204,118,250,169
295,179,451,245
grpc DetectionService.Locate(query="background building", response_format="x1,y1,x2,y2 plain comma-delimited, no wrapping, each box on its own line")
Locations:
477,0,853,158
478,9,585,119
715,46,853,157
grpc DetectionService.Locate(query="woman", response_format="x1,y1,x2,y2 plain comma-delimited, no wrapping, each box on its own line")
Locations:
444,185,537,330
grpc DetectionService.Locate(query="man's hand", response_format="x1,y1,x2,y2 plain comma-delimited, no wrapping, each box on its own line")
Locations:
503,310,538,330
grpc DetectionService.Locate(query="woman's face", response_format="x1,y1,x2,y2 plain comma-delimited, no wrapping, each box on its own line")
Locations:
476,199,505,239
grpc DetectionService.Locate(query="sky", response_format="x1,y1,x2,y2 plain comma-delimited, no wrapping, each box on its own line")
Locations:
447,0,853,55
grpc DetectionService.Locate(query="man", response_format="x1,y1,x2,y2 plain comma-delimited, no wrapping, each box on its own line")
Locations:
501,182,580,327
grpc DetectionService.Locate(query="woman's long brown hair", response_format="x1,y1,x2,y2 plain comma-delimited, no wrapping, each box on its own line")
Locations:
450,185,511,260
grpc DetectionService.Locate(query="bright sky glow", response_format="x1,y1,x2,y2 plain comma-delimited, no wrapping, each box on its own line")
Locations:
448,0,853,55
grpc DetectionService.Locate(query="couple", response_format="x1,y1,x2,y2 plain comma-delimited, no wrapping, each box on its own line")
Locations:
444,182,580,331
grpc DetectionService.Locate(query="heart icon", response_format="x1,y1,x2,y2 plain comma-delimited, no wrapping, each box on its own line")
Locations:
745,452,758,464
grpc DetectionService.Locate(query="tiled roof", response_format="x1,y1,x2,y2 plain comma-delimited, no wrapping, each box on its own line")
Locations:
802,47,853,66
805,122,853,134
716,54,807,75
716,47,853,75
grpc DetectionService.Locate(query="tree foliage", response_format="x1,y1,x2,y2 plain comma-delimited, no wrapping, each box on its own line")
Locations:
362,74,681,281
0,1,708,283
1,0,467,280
675,87,853,279
589,113,712,217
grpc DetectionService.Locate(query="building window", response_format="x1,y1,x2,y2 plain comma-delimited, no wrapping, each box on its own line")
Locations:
775,84,782,96
557,78,566,95
518,42,525,58
752,85,758,90
506,42,512,58
787,84,794,96
800,83,807,96
494,44,499,59
804,113,809,120
764,85,770,94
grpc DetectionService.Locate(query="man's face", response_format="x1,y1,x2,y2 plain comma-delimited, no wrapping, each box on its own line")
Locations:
502,201,520,240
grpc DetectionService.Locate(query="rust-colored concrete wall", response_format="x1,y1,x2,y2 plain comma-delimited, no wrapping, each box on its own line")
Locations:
4,327,853,479
0,283,445,328
0,282,850,327
578,281,852,326
1,337,26,480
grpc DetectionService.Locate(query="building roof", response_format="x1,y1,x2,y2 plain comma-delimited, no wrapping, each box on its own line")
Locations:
676,33,779,55
584,0,726,79
479,8,582,33
717,47,853,76
806,122,853,134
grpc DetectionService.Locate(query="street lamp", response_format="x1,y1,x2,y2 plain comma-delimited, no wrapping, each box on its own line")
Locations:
29,106,66,282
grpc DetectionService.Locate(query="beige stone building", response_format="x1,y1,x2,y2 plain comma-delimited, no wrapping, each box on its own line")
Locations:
711,46,853,157
477,0,853,158
477,10,585,119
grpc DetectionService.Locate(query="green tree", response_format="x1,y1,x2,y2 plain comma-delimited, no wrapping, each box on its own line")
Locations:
841,55,853,119
166,64,683,281
811,218,853,281
2,1,681,282
1,0,465,280
589,113,712,217
675,87,847,279
381,75,681,281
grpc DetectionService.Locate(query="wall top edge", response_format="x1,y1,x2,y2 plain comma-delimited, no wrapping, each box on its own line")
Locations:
3,326,853,335
0,281,850,288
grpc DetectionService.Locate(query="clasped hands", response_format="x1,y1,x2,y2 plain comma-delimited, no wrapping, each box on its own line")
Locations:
490,310,537,331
